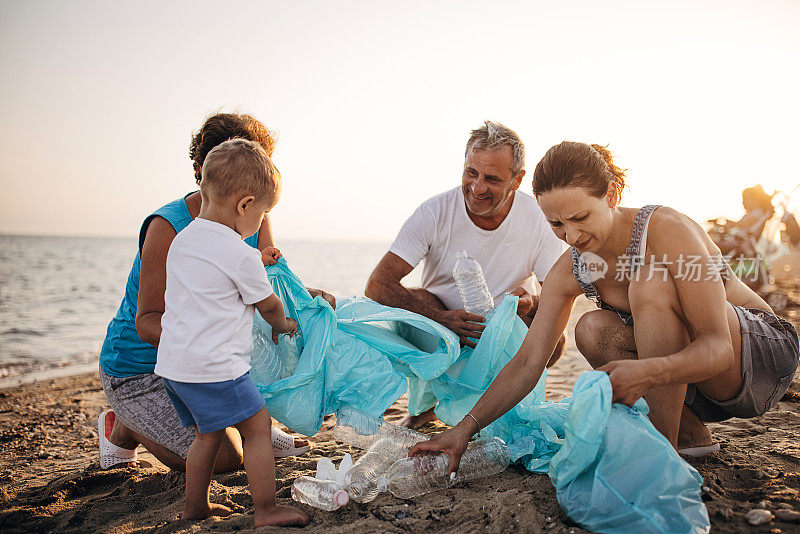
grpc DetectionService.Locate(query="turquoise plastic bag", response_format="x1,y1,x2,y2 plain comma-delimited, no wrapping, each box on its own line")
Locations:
249,258,460,436
550,372,709,533
407,294,547,426
484,371,709,533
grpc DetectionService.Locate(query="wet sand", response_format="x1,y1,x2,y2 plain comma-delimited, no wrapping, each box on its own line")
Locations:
1,299,799,533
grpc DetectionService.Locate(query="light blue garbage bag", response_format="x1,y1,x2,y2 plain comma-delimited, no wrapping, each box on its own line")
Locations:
249,258,461,436
406,294,547,426
484,371,709,534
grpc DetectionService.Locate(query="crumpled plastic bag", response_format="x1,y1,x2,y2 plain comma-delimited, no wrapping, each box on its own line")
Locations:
249,258,460,436
406,294,547,425
483,371,710,534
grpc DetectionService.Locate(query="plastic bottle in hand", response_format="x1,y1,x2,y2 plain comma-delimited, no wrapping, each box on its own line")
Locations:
250,327,289,384
453,250,494,316
380,437,509,499
291,476,350,511
345,438,412,502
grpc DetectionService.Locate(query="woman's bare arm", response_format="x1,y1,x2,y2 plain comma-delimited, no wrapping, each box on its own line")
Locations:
409,252,580,472
256,215,275,249
135,217,177,347
601,211,737,405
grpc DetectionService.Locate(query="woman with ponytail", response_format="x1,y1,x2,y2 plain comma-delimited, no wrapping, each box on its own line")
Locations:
411,141,799,471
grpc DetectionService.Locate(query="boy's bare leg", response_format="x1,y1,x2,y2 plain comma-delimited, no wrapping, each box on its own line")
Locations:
183,428,233,520
234,408,308,527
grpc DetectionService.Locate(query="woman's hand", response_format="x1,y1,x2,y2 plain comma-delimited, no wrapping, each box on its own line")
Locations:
408,422,473,476
261,246,282,266
598,359,658,406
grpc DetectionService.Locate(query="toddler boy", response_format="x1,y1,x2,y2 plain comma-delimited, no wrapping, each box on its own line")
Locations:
155,138,308,527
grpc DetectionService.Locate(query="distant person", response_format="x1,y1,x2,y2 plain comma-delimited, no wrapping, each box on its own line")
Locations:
710,184,775,258
410,141,799,472
365,121,566,428
98,113,334,471
153,139,307,526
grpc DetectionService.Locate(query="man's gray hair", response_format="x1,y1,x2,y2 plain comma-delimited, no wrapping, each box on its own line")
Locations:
465,121,525,176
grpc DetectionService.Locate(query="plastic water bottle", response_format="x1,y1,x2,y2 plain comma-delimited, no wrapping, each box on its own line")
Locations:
291,476,350,511
379,437,509,498
277,330,303,374
331,406,384,449
453,250,494,316
250,328,289,384
332,406,428,450
345,438,412,502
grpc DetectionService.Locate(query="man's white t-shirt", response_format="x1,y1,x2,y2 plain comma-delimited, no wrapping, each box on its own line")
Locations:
389,187,566,312
155,218,273,383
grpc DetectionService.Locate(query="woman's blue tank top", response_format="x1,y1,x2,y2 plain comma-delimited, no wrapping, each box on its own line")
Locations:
99,195,260,377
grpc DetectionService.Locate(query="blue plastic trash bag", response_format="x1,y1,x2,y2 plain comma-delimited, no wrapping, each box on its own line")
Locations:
484,371,709,533
407,294,547,426
549,372,709,533
249,258,460,436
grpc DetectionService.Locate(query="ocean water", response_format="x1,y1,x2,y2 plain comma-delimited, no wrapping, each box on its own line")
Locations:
0,235,419,388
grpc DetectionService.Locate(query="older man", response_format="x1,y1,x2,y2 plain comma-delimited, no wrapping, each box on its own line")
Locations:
365,121,566,428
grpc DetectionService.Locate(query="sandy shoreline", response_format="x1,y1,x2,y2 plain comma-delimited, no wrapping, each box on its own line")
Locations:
1,299,800,533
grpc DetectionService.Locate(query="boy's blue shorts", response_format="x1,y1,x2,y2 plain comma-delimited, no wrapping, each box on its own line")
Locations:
161,372,266,434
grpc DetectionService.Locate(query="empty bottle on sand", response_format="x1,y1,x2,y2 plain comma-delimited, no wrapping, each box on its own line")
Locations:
291,476,350,511
453,250,494,316
379,437,509,499
345,438,418,503
332,406,428,450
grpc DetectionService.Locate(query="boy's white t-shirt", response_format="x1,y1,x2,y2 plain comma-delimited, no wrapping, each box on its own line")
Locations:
155,217,273,383
389,187,566,311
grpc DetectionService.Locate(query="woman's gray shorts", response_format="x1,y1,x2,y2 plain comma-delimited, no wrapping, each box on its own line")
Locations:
685,306,799,422
99,366,194,458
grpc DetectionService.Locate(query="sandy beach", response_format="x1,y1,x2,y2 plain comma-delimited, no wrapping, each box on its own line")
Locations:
1,298,799,533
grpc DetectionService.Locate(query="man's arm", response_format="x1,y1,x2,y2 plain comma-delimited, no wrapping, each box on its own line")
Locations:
365,252,485,347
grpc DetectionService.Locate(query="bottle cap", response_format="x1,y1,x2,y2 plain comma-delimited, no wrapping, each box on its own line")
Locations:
334,489,349,507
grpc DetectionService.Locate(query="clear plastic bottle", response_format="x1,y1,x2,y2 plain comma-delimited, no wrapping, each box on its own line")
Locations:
250,327,290,384
277,330,303,374
345,438,411,502
291,476,350,511
332,406,428,450
379,437,509,499
453,250,494,316
331,406,384,449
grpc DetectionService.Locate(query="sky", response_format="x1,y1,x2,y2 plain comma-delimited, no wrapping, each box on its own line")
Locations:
1,0,799,242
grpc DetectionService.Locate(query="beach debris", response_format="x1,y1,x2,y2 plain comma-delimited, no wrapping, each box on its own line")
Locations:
380,438,509,499
746,508,774,525
717,508,734,521
291,476,349,511
291,454,352,511
774,509,800,522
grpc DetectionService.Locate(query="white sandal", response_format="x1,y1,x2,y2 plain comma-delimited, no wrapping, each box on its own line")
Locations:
98,409,138,469
678,443,720,458
272,427,311,458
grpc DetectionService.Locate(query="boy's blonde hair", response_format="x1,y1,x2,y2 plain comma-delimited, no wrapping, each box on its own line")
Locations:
200,138,281,202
